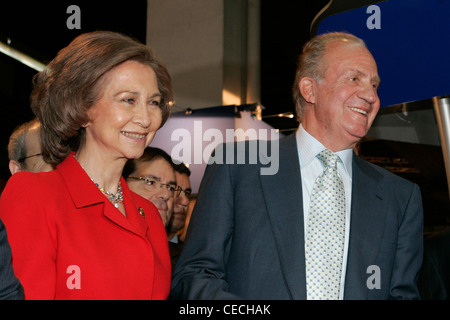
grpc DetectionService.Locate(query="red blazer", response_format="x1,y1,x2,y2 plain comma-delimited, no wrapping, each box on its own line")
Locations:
0,154,171,299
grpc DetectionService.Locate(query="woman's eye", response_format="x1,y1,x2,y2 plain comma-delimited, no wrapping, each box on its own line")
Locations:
123,98,135,104
149,100,160,107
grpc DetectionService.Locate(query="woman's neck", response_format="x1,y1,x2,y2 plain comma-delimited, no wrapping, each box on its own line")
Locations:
74,148,127,195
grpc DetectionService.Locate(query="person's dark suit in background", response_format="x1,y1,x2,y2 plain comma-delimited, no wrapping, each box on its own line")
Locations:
419,227,450,299
170,32,423,300
0,218,23,299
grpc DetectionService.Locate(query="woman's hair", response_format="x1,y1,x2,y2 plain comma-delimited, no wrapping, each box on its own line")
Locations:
31,30,173,165
292,32,366,122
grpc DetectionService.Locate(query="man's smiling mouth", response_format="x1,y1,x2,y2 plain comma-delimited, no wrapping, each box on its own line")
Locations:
349,107,367,115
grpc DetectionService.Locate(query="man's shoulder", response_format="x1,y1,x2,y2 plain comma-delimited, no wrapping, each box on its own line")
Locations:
214,134,294,161
355,155,418,189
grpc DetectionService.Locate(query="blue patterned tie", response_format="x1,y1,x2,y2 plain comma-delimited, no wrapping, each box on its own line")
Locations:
305,149,346,300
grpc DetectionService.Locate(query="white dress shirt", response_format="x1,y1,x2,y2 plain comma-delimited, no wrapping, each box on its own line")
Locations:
295,124,353,299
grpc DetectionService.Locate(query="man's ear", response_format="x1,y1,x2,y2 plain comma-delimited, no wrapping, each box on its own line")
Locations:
9,160,22,175
299,77,316,104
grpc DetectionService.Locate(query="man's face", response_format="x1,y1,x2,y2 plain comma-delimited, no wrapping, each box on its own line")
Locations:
127,158,176,226
168,172,191,234
302,41,381,151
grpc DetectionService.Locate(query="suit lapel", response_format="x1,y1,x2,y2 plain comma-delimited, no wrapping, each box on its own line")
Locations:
344,155,387,299
101,178,149,238
58,154,148,238
120,179,149,237
259,134,306,299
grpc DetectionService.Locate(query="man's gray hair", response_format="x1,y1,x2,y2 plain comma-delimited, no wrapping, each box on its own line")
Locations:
8,118,41,162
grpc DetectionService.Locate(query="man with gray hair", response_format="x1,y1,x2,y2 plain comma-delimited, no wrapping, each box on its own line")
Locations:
8,118,54,174
171,32,423,300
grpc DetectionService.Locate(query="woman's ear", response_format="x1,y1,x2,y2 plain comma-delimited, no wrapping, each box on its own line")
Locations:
299,77,316,104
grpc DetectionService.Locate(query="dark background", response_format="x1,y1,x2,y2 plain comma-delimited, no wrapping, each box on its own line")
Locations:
0,1,149,182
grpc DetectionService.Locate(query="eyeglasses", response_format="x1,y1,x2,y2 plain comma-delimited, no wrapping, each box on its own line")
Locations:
176,186,192,198
127,176,179,197
18,153,43,163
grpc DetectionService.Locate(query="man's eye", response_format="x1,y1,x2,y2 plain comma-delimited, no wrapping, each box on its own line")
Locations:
145,180,155,186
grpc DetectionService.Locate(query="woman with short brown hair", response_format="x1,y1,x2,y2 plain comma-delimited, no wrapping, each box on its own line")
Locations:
0,31,174,299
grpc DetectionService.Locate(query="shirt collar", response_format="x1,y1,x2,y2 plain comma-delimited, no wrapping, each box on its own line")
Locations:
169,234,179,244
295,124,353,177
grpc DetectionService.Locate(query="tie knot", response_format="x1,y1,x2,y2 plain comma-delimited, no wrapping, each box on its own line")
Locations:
317,149,339,169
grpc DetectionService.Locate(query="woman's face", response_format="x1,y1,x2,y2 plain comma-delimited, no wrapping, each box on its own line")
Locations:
85,60,163,160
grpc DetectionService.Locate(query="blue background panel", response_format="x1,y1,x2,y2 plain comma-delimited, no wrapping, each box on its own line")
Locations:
318,0,450,108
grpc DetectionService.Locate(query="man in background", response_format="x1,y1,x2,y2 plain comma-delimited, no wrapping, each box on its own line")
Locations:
1,118,55,300
8,118,54,174
124,147,177,226
167,162,191,270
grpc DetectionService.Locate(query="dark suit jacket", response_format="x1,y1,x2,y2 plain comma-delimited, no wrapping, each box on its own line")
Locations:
169,240,184,272
0,218,24,300
170,134,423,299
